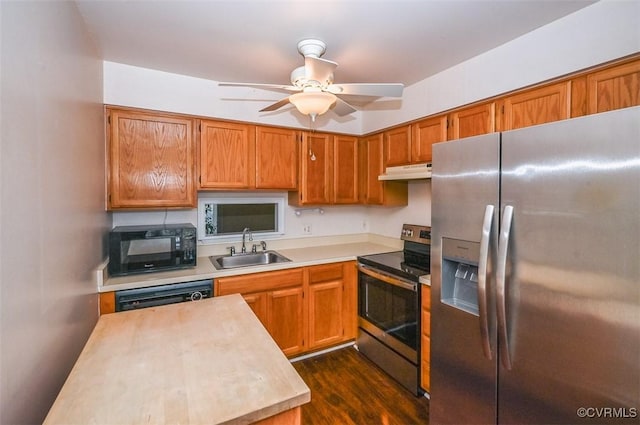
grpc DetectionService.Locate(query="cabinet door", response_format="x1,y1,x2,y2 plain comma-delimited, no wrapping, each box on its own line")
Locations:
255,126,298,189
587,60,640,114
359,134,407,206
449,102,495,140
242,292,268,325
295,132,332,205
333,135,359,204
268,286,305,356
384,125,412,166
107,109,196,209
308,280,343,349
421,285,431,392
502,81,571,130
360,134,384,204
199,120,255,189
411,115,448,163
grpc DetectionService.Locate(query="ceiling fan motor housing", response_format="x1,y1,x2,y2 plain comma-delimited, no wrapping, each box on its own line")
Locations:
290,65,334,89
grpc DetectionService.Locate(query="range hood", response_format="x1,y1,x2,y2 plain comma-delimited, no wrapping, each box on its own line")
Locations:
378,163,432,181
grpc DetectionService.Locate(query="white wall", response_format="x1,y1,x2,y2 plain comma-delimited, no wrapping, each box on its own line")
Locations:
0,2,109,423
105,0,639,241
103,62,363,135
363,0,640,132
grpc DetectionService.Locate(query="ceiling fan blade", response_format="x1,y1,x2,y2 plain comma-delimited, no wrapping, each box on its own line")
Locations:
327,83,404,97
305,56,338,85
219,82,301,94
259,97,291,112
332,97,358,117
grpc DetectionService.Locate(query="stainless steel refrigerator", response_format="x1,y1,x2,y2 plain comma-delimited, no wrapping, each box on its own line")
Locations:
430,106,640,424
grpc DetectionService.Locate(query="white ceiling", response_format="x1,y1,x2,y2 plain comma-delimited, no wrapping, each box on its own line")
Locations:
75,0,596,89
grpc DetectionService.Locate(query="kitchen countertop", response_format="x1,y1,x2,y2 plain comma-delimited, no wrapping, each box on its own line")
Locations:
44,294,310,425
100,238,402,292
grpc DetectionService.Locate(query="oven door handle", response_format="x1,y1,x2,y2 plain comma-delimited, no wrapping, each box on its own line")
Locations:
357,264,417,292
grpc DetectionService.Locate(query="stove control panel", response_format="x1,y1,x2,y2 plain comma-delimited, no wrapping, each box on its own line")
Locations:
401,224,431,245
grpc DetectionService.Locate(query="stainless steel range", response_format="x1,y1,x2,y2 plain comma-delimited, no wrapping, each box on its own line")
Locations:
357,224,431,396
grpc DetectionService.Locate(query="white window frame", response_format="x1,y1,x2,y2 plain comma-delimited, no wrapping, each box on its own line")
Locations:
197,193,286,243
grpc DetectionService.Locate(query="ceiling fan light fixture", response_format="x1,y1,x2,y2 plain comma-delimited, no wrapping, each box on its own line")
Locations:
289,90,337,121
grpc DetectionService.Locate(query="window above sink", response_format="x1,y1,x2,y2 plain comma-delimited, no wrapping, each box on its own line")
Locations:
198,194,286,243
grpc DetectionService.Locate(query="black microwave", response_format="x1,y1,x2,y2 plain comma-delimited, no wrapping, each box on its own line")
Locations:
108,224,197,277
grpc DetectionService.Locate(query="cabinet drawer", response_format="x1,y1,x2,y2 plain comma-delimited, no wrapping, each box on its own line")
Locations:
308,263,343,283
216,268,304,295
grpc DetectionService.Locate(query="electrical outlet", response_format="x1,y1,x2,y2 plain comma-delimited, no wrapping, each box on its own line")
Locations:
303,224,312,234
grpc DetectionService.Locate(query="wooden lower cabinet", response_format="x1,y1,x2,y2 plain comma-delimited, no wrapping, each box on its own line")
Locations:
216,268,306,357
307,262,357,350
215,261,357,358
268,286,306,356
421,285,431,392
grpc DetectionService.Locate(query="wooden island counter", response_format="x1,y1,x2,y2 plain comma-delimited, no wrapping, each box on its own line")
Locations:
44,294,310,424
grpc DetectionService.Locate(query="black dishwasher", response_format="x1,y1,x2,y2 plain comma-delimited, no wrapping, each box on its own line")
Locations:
115,279,213,312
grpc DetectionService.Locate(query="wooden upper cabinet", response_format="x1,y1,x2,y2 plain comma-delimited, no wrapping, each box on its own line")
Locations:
291,132,332,205
199,120,255,189
333,135,359,204
411,115,448,163
384,125,412,166
107,108,196,209
587,60,640,114
449,102,496,140
359,134,384,205
501,81,571,131
255,126,298,189
359,134,407,206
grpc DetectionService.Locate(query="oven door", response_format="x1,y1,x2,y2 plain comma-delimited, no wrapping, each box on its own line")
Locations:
358,263,419,363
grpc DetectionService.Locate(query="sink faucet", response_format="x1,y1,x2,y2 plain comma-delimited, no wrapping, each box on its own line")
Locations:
241,227,253,253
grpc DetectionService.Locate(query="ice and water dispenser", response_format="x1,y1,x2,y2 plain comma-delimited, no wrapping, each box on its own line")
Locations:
441,238,481,315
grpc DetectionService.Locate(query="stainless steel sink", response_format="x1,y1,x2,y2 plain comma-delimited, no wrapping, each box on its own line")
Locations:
209,250,291,270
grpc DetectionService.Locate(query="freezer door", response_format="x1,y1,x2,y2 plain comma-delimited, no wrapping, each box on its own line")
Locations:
498,107,640,424
430,133,500,424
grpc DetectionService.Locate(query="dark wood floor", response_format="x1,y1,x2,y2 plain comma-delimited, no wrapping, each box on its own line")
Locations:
292,346,429,425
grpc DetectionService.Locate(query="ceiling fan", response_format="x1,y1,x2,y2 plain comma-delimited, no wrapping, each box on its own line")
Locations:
219,39,404,121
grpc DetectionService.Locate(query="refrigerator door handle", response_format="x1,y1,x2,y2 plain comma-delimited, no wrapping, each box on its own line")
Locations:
478,204,494,360
497,205,514,370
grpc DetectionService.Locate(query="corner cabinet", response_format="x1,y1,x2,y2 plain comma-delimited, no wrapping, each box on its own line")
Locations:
106,108,197,209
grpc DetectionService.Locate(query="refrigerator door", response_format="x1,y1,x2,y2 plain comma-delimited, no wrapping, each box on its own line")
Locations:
498,107,640,424
430,133,500,424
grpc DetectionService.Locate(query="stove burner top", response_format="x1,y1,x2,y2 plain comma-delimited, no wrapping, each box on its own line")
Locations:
357,224,431,283
358,250,430,283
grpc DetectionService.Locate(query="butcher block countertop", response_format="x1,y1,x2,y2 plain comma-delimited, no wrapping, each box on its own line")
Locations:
44,294,311,425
